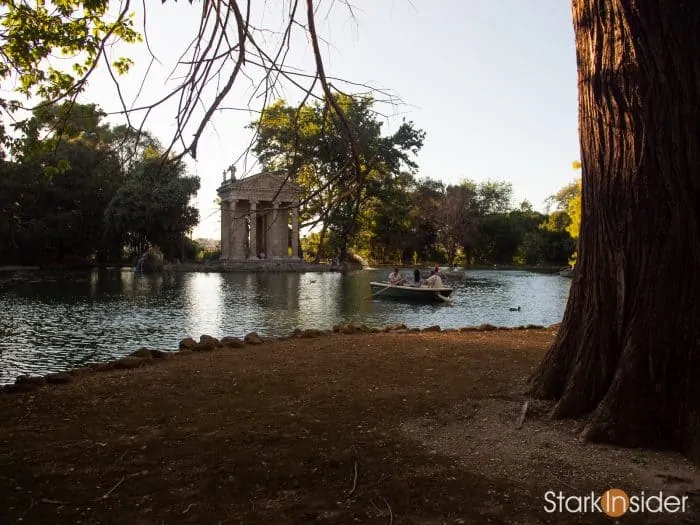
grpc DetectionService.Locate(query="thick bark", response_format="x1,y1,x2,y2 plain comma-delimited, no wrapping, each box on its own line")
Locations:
530,0,700,462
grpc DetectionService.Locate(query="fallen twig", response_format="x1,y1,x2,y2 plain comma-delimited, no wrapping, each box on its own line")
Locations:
182,503,196,514
382,497,393,525
347,460,358,497
96,476,125,501
515,400,529,429
39,498,69,505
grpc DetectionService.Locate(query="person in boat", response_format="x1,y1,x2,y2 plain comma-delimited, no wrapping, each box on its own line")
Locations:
424,269,444,288
388,268,406,286
411,268,422,287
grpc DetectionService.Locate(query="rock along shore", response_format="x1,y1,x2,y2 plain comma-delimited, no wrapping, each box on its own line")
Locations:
1,322,558,394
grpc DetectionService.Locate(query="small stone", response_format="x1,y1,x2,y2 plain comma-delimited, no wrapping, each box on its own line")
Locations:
45,373,72,384
244,332,264,345
199,335,220,347
178,337,197,350
220,336,245,348
129,348,154,359
16,375,46,386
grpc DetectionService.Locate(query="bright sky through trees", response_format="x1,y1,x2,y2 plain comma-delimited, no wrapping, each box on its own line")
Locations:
76,1,579,239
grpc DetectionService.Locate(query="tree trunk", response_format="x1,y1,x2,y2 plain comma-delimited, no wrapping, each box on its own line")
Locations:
529,0,700,462
313,224,328,264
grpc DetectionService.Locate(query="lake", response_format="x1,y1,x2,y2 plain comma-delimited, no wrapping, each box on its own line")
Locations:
0,268,571,384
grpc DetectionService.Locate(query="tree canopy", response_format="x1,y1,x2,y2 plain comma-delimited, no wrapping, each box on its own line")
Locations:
0,101,199,265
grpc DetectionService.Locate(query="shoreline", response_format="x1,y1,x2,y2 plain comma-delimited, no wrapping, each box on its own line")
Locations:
1,322,554,391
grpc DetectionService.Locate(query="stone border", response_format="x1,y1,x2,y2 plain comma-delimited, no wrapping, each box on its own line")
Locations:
0,323,560,394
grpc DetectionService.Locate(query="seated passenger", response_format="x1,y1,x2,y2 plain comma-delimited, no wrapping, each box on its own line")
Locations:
411,268,422,287
424,269,444,288
388,268,406,286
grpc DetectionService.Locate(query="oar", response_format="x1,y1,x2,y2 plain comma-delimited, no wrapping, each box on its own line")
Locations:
365,284,392,300
436,292,454,305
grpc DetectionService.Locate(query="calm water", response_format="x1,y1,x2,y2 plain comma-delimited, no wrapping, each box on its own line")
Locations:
0,268,571,384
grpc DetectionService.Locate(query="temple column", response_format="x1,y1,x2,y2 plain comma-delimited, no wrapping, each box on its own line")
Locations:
229,199,239,259
291,205,300,259
271,201,280,258
220,200,230,259
249,200,258,259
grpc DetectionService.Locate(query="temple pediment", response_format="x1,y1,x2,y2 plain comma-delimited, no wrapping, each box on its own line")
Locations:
218,171,302,201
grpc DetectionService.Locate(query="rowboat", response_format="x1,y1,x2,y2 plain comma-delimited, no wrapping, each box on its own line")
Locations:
369,281,454,303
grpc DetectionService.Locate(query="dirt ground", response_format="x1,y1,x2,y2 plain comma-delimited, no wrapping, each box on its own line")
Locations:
1,328,699,524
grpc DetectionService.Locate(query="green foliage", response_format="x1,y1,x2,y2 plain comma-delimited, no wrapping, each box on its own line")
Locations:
252,95,425,262
0,101,200,265
0,101,123,263
546,164,582,266
104,156,200,260
542,210,572,232
0,1,141,155
566,179,582,240
301,232,332,262
565,179,582,265
546,181,580,211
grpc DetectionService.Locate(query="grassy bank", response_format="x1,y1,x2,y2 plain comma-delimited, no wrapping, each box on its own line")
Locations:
1,328,698,524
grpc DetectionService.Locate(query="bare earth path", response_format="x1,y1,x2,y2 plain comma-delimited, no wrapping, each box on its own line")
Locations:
1,328,699,524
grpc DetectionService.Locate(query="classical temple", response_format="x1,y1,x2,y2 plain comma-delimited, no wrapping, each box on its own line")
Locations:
216,169,303,261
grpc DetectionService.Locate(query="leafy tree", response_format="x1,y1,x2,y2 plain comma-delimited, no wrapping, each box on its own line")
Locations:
545,180,580,212
364,171,416,263
546,164,582,265
437,182,478,266
0,1,140,156
104,154,200,260
405,178,444,263
253,95,424,262
565,180,582,241
475,180,513,215
0,102,123,264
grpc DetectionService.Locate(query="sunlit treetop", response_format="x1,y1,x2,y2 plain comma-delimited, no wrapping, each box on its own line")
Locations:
0,0,140,152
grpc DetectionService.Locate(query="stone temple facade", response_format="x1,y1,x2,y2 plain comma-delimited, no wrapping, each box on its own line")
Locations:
217,171,303,261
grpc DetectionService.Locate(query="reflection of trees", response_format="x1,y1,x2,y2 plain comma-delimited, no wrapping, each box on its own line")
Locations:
338,272,380,318
120,270,166,297
254,273,301,310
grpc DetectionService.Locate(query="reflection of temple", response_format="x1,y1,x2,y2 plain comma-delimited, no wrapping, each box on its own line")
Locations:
217,170,303,261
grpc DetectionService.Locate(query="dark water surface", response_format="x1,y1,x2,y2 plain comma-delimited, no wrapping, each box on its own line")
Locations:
0,268,571,383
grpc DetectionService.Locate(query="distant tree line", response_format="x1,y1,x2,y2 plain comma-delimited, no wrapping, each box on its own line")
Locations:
0,102,200,266
252,95,580,267
302,175,580,267
1,97,580,269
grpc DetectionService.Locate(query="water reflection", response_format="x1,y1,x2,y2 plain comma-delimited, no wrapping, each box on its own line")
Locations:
0,268,570,383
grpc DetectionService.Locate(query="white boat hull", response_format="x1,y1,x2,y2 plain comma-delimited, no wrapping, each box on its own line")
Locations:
369,282,454,302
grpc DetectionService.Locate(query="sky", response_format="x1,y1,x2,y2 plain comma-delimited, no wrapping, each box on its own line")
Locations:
78,0,580,240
